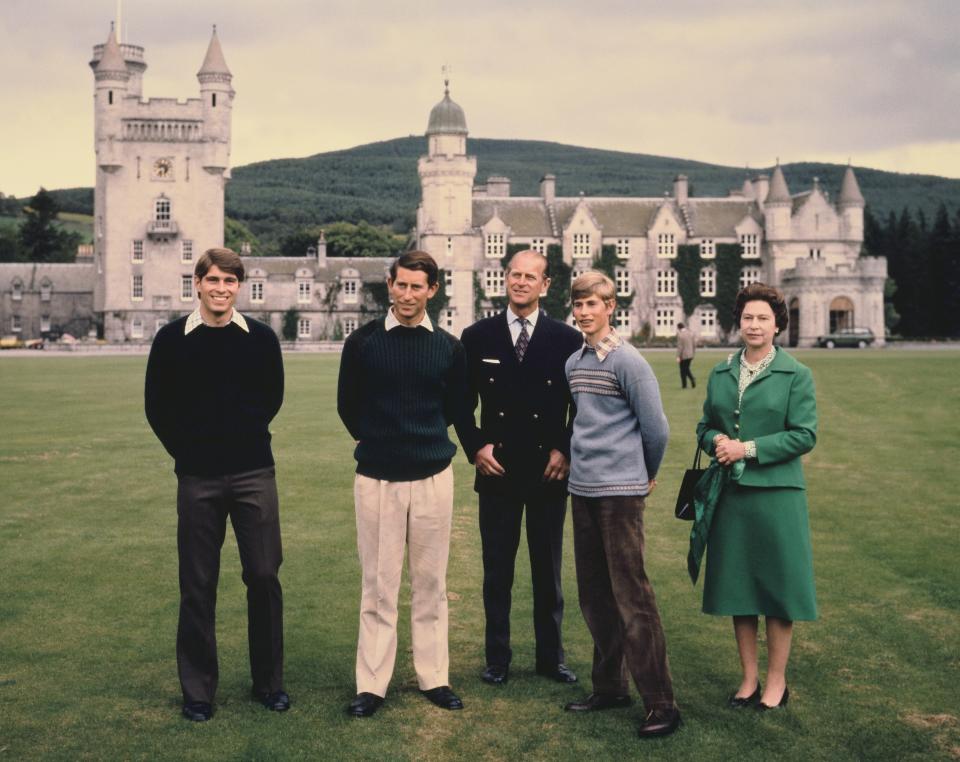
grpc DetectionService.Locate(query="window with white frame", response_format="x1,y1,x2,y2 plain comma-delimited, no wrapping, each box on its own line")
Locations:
531,238,546,255
131,318,144,339
131,274,144,301
740,233,760,258
40,315,51,333
616,239,630,258
484,268,505,296
699,307,718,337
571,268,586,281
344,317,358,336
809,248,822,260
297,280,312,304
446,237,453,256
485,232,505,258
181,240,193,263
297,318,311,338
700,239,715,258
154,197,171,222
655,308,677,336
482,308,498,319
444,270,453,290
250,280,264,303
181,275,193,301
615,268,630,296
132,239,144,262
40,281,51,302
11,280,23,301
740,267,762,288
615,308,632,333
572,233,591,258
656,269,677,296
342,279,358,304
657,232,676,258
444,309,454,330
699,267,716,297
11,314,22,333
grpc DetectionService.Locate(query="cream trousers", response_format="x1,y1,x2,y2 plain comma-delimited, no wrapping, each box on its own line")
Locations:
354,465,454,697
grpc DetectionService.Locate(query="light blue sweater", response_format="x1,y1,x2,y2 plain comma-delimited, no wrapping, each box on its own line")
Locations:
565,338,669,497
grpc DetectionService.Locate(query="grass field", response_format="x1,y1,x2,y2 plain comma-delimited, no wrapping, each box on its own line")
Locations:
1,350,958,761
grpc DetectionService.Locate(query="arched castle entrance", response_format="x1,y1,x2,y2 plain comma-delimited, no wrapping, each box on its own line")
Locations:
829,296,855,332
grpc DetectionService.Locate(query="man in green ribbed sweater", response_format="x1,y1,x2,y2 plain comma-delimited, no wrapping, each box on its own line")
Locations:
337,251,470,718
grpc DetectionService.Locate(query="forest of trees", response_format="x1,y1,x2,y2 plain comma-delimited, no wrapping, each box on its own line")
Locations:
0,189,82,264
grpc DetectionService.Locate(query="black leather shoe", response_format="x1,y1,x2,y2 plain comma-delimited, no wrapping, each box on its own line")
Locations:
252,689,291,712
727,682,761,709
347,692,384,718
564,693,632,712
481,664,509,685
757,685,789,711
421,686,464,710
182,701,213,722
536,663,578,684
638,707,681,738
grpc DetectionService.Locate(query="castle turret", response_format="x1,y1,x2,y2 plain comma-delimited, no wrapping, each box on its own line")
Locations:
764,162,792,241
197,26,234,172
90,27,129,161
838,164,865,242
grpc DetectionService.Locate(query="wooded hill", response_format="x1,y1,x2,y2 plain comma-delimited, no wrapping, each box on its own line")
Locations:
36,136,960,249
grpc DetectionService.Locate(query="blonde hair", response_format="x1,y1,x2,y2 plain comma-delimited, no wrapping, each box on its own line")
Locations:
571,270,615,303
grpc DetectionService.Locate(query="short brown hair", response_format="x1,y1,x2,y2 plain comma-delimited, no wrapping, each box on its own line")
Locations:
734,282,789,332
571,271,616,303
390,250,439,287
194,247,245,282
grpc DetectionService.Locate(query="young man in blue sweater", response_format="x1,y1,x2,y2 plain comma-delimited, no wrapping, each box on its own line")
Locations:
563,271,681,738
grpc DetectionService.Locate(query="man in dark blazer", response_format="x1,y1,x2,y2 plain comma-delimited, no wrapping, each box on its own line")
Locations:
460,249,584,686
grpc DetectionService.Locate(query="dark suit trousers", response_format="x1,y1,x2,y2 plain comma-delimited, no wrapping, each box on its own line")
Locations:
478,490,567,668
679,359,696,388
571,494,675,712
176,466,284,703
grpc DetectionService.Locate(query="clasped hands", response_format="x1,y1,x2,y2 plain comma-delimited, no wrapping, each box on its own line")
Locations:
713,434,747,466
474,443,569,481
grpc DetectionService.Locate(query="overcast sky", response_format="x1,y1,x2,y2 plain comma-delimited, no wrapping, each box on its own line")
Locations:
2,0,958,198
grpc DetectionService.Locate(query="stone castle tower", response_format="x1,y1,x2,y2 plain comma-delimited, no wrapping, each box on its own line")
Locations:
90,25,233,341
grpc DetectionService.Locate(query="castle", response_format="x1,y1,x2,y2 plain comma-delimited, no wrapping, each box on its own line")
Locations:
0,29,887,347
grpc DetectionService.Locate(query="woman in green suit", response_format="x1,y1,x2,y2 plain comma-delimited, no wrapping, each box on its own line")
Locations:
696,283,817,711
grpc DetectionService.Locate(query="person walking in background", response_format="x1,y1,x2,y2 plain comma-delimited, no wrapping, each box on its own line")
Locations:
676,322,696,389
562,271,681,739
695,283,818,711
145,247,288,722
337,251,470,718
460,249,583,687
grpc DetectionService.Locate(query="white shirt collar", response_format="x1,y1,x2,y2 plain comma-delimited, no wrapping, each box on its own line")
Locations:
385,307,434,332
507,305,540,331
184,308,249,335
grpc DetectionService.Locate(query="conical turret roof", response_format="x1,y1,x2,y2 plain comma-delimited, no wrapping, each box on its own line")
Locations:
426,86,468,136
96,27,129,78
838,165,865,206
198,27,231,78
766,163,791,204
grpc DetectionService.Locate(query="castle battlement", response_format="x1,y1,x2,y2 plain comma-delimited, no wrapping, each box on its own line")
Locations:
92,42,145,64
783,255,887,281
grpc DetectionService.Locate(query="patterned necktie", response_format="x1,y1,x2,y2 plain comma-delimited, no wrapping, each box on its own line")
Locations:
515,317,529,363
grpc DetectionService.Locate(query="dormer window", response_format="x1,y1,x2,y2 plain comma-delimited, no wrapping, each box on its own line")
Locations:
485,233,505,258
342,280,359,304
572,233,591,258
740,233,760,258
11,279,23,301
657,233,676,258
40,280,52,302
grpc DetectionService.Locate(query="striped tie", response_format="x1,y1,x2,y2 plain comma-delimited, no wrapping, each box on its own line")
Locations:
515,318,529,363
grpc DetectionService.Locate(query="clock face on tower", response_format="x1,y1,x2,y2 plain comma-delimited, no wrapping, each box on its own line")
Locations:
153,158,174,180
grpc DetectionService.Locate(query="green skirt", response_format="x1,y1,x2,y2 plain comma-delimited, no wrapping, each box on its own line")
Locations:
702,483,818,621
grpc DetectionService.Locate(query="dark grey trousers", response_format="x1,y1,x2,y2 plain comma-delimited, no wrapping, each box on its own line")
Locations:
176,466,284,703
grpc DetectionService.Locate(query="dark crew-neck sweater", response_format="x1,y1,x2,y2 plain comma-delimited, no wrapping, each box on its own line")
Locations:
337,317,470,482
145,315,284,477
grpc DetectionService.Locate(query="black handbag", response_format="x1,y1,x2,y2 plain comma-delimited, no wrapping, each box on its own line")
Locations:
675,438,706,521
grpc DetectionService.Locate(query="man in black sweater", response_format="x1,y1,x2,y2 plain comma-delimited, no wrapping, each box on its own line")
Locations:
460,250,583,686
145,248,288,722
337,251,469,718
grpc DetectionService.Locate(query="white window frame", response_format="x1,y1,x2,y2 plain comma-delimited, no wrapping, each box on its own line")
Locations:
181,239,193,263
154,197,171,222
297,280,313,304
446,237,453,256
40,315,51,333
444,309,454,330
482,308,498,319
297,317,311,339
699,267,716,297
615,268,630,297
698,307,718,338
699,239,715,259
11,314,22,333
11,280,23,301
656,269,677,297
484,268,505,297
485,232,505,258
131,318,144,339
342,279,359,304
180,275,193,302
657,232,676,258
531,238,546,255
616,238,630,258
809,247,822,260
39,281,52,302
572,233,591,259
740,233,760,259
250,280,264,303
655,308,677,337
740,267,762,289
344,317,358,336
444,270,453,290
131,274,144,301
132,239,144,263
615,308,632,333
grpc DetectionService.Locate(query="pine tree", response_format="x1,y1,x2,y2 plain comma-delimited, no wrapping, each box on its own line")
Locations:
18,188,78,262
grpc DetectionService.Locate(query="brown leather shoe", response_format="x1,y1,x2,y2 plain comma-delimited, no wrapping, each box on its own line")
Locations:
564,693,632,712
638,707,681,738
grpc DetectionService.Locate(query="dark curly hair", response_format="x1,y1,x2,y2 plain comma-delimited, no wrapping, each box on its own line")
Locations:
733,282,789,332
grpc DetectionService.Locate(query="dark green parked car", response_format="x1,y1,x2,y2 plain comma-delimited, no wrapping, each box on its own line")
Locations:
816,327,875,348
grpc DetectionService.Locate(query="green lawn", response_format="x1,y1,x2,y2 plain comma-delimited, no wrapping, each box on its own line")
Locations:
0,350,958,760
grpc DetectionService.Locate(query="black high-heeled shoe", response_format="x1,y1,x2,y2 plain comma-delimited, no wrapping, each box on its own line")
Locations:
727,682,761,708
757,685,789,711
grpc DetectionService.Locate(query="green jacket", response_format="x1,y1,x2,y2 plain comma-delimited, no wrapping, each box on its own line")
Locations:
696,347,817,489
